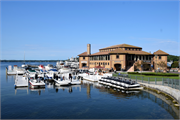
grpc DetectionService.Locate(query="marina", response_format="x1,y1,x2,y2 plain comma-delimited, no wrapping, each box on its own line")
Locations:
1,1,179,119
1,62,179,119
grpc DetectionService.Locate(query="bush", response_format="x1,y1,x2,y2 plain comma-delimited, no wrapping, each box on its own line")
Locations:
127,72,179,77
128,72,139,74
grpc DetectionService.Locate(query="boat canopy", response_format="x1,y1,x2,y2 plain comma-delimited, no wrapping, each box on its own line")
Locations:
28,69,36,72
49,69,58,71
40,69,47,72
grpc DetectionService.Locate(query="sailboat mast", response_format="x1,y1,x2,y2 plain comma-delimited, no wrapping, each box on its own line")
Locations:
24,51,25,63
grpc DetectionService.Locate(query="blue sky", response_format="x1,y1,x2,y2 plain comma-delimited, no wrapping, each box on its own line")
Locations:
1,0,179,60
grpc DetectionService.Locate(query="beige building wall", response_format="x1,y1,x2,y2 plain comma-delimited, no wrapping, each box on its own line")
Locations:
111,54,126,70
89,60,111,68
153,56,167,70
79,56,89,68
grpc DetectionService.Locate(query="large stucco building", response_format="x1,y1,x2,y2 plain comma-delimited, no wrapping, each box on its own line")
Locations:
78,44,169,72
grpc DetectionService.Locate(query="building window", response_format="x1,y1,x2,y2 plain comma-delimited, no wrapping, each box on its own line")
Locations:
132,48,134,50
125,48,127,50
83,57,85,60
159,56,161,59
101,63,102,65
116,55,119,59
108,62,109,65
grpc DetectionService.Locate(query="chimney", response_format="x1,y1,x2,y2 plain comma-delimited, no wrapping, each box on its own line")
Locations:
87,44,91,55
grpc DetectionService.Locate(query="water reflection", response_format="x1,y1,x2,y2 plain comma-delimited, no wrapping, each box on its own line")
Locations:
15,87,29,95
82,80,179,119
29,88,45,95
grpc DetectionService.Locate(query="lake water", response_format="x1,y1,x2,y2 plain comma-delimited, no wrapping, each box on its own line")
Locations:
1,62,179,119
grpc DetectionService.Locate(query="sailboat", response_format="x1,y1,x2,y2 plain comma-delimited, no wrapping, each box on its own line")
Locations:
22,51,28,68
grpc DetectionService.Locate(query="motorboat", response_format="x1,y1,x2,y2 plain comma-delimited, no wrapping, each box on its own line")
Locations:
6,65,18,75
48,68,59,75
58,65,71,73
54,76,71,86
38,65,45,70
27,68,37,74
60,72,81,85
22,63,28,68
45,72,55,80
14,74,29,87
29,77,45,88
45,64,53,71
17,67,26,75
56,61,65,69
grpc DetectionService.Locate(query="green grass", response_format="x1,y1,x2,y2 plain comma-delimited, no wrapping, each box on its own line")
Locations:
113,73,180,81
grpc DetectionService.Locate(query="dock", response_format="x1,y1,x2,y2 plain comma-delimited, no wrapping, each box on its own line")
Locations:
14,76,29,87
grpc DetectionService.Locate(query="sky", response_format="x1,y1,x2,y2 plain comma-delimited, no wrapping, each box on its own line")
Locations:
1,0,179,60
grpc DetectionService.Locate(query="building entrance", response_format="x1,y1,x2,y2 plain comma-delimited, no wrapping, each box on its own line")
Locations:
82,63,87,67
114,64,121,71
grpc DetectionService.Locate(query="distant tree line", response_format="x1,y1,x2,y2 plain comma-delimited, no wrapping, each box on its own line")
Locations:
167,55,179,62
0,60,65,62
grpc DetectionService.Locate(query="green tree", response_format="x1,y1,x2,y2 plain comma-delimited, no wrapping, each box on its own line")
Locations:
167,55,179,62
157,61,167,70
171,61,179,68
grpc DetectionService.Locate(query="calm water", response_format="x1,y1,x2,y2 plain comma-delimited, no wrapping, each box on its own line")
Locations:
1,62,179,119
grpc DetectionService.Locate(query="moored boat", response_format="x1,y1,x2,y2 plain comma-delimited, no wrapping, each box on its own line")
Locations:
29,78,45,88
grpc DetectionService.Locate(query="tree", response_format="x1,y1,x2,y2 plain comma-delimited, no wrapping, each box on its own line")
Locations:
167,55,179,62
171,61,179,68
157,61,167,70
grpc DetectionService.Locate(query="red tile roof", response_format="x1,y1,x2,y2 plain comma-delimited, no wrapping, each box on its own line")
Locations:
153,50,169,55
110,48,152,55
90,51,110,56
78,52,88,56
100,44,142,50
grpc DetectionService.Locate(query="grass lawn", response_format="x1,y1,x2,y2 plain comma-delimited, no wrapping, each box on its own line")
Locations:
113,73,180,81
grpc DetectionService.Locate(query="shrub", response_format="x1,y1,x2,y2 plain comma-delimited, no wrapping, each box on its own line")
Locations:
127,72,179,77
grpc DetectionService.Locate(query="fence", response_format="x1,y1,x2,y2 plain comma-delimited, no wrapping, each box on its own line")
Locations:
113,73,180,91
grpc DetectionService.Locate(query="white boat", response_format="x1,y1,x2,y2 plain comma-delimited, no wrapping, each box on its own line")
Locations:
54,80,71,86
21,52,27,68
6,65,18,75
22,63,28,68
54,73,80,86
38,65,45,70
17,67,26,75
27,69,37,74
48,68,59,75
45,72,55,80
29,78,45,88
60,73,81,85
58,65,71,73
45,64,53,71
56,61,65,69
14,74,29,87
